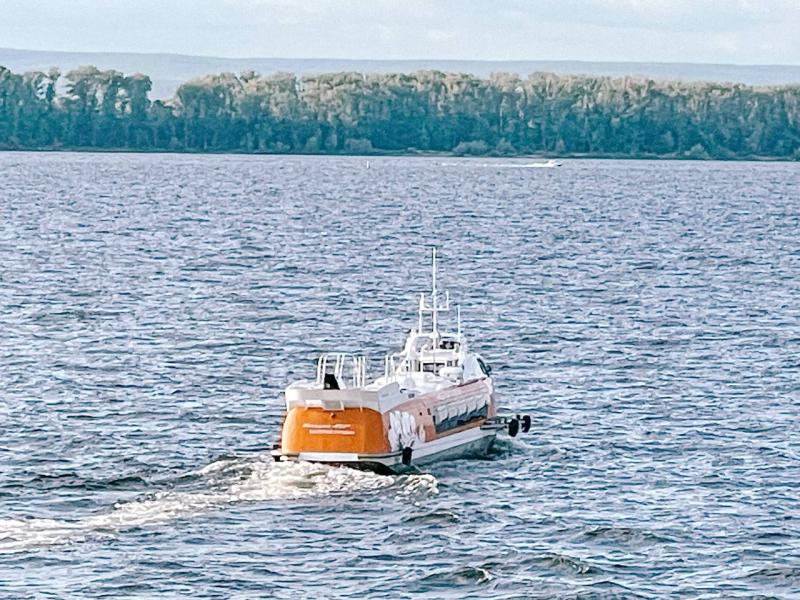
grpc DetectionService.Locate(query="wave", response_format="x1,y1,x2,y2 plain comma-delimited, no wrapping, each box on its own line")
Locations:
744,565,800,582
419,564,495,586
583,525,675,545
402,508,460,525
534,552,604,575
15,472,150,492
0,455,438,555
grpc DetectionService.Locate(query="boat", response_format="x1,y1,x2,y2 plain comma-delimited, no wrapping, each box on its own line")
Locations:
271,249,529,473
524,159,562,168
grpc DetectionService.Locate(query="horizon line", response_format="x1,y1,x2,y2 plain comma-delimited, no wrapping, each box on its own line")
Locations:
2,47,799,70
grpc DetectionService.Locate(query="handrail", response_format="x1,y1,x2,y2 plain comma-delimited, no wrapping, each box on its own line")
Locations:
315,352,368,389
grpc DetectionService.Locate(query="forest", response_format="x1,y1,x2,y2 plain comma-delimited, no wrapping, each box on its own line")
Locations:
1,64,799,159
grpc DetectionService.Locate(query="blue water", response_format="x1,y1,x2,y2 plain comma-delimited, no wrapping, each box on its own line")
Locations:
1,152,799,598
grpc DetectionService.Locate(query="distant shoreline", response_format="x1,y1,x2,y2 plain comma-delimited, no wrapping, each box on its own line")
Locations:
1,147,797,162
2,66,799,160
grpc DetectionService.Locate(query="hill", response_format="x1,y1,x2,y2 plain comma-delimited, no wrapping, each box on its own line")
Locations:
3,47,800,99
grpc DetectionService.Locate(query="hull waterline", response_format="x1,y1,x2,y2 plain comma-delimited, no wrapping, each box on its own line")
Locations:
272,426,499,474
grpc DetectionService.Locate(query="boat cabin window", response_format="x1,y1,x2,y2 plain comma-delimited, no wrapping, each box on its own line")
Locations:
412,336,459,353
439,339,459,351
422,362,445,374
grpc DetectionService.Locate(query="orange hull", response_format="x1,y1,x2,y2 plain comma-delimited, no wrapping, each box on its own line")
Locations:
280,379,495,457
281,407,391,455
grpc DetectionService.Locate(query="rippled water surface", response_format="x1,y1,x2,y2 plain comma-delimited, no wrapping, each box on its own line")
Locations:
1,153,799,598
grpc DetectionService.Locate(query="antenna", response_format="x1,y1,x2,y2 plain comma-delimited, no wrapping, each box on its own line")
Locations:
457,305,462,338
418,293,424,333
431,248,438,337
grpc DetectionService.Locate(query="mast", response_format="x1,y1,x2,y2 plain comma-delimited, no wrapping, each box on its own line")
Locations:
416,247,450,337
431,248,438,337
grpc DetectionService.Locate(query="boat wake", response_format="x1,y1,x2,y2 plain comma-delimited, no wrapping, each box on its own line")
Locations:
439,160,561,168
0,455,438,554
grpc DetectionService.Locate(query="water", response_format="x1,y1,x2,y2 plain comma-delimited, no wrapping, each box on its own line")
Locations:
1,152,799,598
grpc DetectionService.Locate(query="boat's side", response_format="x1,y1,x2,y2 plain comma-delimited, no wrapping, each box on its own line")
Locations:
397,424,498,467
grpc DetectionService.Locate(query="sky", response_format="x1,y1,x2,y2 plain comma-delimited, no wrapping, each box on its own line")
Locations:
2,0,800,65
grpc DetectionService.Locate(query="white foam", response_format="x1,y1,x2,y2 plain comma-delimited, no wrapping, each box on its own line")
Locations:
395,473,440,497
0,457,437,554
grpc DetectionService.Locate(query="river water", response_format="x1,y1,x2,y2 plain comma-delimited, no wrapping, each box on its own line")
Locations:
1,152,799,598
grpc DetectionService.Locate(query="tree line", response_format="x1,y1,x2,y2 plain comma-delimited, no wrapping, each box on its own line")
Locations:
1,64,799,159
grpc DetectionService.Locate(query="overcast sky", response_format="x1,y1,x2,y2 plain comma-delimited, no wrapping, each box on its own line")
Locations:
3,0,800,64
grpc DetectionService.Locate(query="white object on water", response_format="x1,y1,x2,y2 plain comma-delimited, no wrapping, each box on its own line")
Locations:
527,159,562,168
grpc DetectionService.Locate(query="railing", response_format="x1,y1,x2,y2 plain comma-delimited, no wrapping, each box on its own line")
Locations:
316,353,367,389
384,354,397,379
